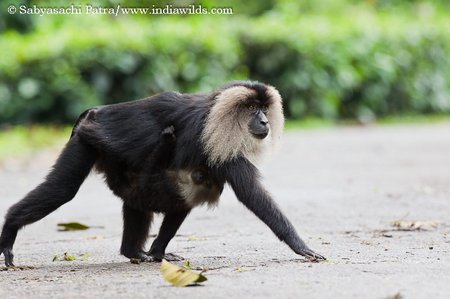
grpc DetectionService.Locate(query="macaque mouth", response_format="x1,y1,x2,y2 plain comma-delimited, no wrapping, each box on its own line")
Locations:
251,131,269,139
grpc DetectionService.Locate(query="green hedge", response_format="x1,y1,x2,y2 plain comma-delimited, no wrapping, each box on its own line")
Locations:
244,15,450,120
0,9,449,124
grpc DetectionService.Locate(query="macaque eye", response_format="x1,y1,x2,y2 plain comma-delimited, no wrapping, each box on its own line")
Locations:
248,105,256,111
261,106,269,113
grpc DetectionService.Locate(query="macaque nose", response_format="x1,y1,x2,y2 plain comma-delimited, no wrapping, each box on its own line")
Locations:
259,112,269,126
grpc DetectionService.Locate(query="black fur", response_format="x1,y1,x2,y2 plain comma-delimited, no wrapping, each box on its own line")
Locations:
0,135,97,266
219,157,320,257
0,81,325,267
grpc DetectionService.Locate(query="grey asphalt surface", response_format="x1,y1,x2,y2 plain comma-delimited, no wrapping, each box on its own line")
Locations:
0,123,449,299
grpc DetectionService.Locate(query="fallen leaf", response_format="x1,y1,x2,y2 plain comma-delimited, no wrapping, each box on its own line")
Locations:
188,235,206,241
57,222,90,231
80,253,91,261
161,259,207,287
130,258,141,264
183,260,193,269
391,220,439,231
52,252,90,262
64,252,76,261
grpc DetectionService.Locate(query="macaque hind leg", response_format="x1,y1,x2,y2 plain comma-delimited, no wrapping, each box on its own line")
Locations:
0,135,97,267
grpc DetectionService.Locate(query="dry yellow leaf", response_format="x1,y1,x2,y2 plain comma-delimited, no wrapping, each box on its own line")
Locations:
57,222,90,231
161,259,207,287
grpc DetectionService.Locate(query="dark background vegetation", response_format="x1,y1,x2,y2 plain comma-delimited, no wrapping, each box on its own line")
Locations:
0,0,449,125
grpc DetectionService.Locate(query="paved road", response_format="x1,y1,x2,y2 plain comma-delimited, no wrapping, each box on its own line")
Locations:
1,124,449,299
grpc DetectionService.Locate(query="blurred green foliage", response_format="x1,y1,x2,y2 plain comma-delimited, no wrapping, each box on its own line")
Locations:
0,125,71,158
0,0,449,124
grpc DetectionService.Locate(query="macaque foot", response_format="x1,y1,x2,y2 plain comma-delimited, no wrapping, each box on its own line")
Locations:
0,247,15,267
163,253,184,261
145,251,184,262
123,250,155,262
298,247,326,262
